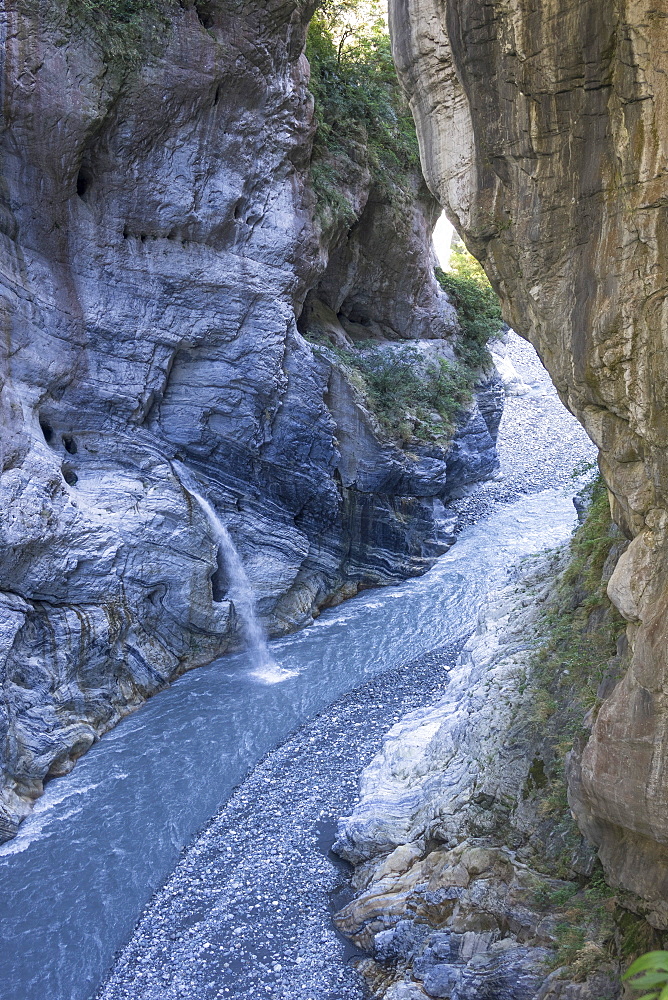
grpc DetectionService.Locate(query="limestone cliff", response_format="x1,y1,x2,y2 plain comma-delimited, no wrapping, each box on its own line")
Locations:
389,0,668,919
0,1,502,839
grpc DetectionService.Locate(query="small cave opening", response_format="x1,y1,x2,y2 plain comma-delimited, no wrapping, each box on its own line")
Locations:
62,464,78,487
194,1,215,28
210,546,228,603
213,85,221,107
76,168,92,199
62,435,77,455
39,418,54,444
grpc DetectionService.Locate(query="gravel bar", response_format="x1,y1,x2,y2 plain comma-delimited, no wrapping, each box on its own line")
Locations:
99,336,595,1000
98,643,465,1000
449,331,596,527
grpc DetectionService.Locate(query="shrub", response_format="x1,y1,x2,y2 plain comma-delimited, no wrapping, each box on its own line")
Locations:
435,244,503,370
306,1,421,216
328,343,474,444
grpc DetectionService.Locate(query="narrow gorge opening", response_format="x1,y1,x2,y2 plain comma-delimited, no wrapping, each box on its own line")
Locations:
0,1,661,1000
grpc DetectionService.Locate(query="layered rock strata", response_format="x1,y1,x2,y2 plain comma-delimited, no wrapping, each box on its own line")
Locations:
0,1,502,838
389,0,668,915
335,554,620,999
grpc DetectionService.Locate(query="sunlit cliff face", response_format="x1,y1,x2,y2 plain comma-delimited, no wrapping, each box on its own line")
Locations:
388,0,668,918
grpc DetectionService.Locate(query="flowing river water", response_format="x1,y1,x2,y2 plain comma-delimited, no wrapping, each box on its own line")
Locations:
0,486,580,1000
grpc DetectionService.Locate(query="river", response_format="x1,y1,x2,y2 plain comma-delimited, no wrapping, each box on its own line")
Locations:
0,487,578,1000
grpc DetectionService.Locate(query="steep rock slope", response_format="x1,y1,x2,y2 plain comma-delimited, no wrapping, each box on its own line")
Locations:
389,0,668,917
335,549,623,999
0,1,501,839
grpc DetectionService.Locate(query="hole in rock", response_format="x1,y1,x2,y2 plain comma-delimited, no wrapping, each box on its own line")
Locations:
213,85,221,106
122,225,129,239
62,435,77,454
39,419,54,444
140,234,147,243
347,307,371,327
210,547,228,603
76,169,91,199
62,464,78,486
233,198,245,221
194,2,215,28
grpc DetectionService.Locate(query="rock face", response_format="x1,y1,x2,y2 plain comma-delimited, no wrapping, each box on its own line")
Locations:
335,555,620,999
389,0,668,918
0,1,502,838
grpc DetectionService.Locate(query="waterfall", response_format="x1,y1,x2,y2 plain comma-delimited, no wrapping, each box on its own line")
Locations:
173,463,290,682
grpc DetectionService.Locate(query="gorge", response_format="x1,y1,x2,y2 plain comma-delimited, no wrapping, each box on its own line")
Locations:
2,0,668,998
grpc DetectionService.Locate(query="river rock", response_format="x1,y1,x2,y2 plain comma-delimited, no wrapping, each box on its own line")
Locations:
334,553,620,999
388,0,668,913
0,0,502,838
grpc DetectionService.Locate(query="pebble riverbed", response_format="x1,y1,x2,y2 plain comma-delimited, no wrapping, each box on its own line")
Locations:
449,331,596,527
98,335,596,999
98,643,464,1000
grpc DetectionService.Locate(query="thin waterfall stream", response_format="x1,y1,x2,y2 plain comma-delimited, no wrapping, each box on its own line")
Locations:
0,487,580,1000
183,480,293,684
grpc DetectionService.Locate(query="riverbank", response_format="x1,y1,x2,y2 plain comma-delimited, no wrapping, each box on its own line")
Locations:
97,337,597,999
333,546,622,1000
98,642,466,1000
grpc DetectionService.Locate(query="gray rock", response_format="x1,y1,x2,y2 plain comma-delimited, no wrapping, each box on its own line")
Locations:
0,0,502,837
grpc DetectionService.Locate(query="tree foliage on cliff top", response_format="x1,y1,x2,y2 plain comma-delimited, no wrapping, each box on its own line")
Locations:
306,0,421,214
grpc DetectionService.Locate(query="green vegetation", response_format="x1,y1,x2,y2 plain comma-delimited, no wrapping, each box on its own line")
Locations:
306,0,421,222
525,475,627,851
517,478,633,980
64,0,174,63
436,242,503,369
531,862,616,978
306,245,505,446
68,0,161,20
624,951,668,999
323,343,475,444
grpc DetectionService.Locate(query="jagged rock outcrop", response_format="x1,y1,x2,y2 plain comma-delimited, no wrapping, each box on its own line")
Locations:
334,555,620,999
389,0,668,919
0,1,502,838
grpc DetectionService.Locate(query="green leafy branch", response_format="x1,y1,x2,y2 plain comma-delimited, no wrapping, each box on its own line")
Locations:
624,951,668,1000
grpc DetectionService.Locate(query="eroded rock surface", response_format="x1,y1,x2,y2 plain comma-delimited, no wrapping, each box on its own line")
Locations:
389,0,668,915
335,555,620,999
0,0,502,838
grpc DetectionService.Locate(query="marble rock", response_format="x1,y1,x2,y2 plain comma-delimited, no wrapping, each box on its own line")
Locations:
0,0,502,837
389,0,668,912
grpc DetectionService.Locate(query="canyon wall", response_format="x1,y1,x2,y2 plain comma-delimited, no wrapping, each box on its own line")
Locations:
388,0,668,920
0,0,501,839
